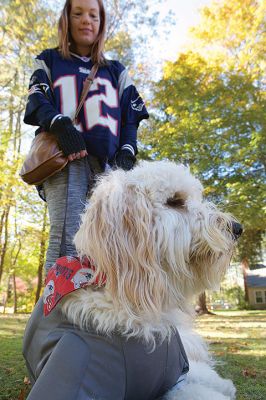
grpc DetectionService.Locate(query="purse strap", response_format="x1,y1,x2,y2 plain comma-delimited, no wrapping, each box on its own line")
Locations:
73,64,98,125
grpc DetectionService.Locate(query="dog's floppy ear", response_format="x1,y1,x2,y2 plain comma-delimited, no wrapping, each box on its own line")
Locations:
166,192,187,208
74,171,168,318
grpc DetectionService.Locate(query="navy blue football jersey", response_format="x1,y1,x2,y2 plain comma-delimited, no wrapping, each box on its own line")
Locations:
24,49,149,162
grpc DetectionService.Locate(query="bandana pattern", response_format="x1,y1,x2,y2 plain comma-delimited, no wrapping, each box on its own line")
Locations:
43,256,106,316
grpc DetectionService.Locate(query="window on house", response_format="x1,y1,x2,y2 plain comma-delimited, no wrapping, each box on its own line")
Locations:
255,291,263,303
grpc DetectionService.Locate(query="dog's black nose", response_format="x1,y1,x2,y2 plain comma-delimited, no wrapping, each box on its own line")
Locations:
232,222,243,239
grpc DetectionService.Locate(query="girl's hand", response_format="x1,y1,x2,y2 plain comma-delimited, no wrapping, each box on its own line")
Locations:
114,149,136,170
68,149,88,161
49,116,87,159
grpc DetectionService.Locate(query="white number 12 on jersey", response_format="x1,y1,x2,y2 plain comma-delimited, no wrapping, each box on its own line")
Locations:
54,75,119,136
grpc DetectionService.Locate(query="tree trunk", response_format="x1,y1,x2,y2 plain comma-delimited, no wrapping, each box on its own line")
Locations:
241,257,250,303
0,206,10,283
196,292,213,315
35,204,48,304
11,239,21,313
12,272,17,314
6,275,12,304
0,209,6,239
2,280,8,314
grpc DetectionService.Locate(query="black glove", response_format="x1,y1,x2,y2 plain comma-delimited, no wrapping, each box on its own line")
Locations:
49,116,86,156
115,149,136,171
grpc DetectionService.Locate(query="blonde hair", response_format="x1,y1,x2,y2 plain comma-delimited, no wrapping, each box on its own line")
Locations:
58,0,106,65
74,170,170,321
63,160,238,343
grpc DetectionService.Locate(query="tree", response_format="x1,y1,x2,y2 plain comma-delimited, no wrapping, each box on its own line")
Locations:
0,0,57,310
35,204,48,304
142,0,265,265
189,0,266,264
140,0,265,313
0,0,170,312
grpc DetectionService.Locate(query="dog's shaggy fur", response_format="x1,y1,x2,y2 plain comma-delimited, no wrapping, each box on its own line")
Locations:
61,160,239,399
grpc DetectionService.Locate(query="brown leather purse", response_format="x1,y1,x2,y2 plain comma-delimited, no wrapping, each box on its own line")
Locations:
20,64,98,185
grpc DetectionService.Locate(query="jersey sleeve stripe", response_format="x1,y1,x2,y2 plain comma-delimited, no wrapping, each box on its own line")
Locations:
32,58,52,86
118,69,133,100
121,144,135,155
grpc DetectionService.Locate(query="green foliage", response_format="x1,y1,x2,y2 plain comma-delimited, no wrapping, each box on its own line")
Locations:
210,286,247,310
225,287,247,310
104,0,173,91
141,0,266,264
105,30,134,67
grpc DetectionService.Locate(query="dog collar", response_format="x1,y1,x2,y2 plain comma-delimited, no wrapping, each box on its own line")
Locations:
43,256,106,316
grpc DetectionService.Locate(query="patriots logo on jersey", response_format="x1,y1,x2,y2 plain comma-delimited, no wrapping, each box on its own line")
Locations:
131,96,145,112
79,67,90,74
28,83,50,96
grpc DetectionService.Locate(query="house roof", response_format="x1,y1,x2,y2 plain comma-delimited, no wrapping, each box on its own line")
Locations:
246,268,266,288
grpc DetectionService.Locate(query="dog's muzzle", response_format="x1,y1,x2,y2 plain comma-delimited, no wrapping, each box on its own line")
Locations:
232,222,243,240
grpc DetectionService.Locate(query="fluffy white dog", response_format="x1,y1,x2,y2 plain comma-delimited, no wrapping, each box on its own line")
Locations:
24,160,241,400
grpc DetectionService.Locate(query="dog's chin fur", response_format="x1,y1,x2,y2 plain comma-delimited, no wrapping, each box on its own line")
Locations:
60,160,238,399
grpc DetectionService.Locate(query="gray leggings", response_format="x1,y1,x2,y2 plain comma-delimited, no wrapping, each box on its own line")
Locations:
43,157,101,274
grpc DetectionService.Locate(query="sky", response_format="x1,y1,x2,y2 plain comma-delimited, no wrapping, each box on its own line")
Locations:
151,0,213,62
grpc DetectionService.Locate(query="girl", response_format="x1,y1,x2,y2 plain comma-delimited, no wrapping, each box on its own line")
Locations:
24,0,149,273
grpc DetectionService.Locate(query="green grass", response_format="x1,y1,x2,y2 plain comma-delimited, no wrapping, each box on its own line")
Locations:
196,310,266,400
0,310,265,399
0,314,30,400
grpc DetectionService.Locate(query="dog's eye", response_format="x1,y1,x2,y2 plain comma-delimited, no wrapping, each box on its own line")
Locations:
166,194,185,208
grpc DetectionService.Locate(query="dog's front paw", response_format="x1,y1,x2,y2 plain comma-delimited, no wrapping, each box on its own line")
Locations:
164,382,233,400
220,378,236,399
182,361,236,400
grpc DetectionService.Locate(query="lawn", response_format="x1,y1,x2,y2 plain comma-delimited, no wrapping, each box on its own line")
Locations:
0,314,30,400
196,310,266,400
0,310,265,400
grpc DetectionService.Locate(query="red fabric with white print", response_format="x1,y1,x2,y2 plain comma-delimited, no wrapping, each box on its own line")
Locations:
43,256,106,316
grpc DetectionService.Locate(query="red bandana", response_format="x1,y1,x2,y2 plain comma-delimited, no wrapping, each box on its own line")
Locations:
43,256,106,316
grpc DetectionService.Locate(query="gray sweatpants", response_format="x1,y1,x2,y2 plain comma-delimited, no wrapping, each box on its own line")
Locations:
43,157,101,273
23,299,189,400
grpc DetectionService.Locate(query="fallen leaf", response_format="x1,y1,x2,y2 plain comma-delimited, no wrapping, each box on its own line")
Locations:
17,388,26,400
228,346,240,353
24,376,31,385
242,369,257,378
214,351,224,356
